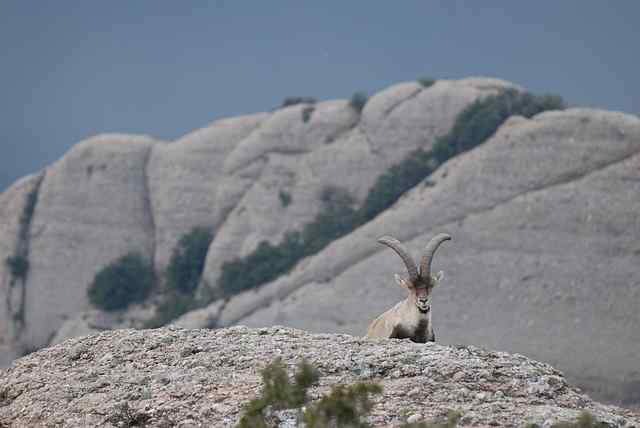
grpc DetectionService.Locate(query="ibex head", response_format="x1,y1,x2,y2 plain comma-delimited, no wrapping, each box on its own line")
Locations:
378,233,451,313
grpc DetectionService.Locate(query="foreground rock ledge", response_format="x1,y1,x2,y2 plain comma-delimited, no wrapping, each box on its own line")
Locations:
0,327,637,427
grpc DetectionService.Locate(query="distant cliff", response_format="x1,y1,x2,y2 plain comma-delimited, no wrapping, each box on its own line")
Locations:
1,77,639,405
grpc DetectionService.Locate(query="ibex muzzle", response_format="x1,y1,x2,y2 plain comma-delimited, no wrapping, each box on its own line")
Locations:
366,233,451,343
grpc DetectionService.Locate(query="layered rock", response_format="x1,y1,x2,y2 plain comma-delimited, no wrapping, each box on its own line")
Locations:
0,173,43,365
1,135,163,357
200,78,514,290
216,108,640,403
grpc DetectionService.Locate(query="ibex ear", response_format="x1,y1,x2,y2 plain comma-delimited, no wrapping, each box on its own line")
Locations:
432,270,444,286
394,274,411,289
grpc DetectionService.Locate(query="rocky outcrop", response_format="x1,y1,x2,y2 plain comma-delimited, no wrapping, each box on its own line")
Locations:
1,326,638,427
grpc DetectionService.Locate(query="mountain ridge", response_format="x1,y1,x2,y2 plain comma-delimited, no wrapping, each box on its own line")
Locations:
1,78,639,405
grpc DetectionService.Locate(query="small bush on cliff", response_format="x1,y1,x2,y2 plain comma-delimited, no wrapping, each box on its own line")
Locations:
350,91,368,113
220,231,305,297
281,97,317,108
417,77,436,88
166,227,213,295
143,291,196,329
278,190,292,207
19,184,40,240
432,89,566,162
5,255,29,281
88,253,154,311
236,358,382,428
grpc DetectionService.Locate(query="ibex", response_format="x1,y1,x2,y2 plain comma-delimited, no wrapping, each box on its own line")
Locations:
367,233,451,343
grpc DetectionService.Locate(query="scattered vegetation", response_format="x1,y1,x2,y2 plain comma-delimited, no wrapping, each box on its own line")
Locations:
5,255,29,281
417,77,436,88
236,358,381,428
5,175,44,289
143,291,197,329
431,88,566,162
237,359,607,428
360,149,435,221
144,227,213,327
219,187,357,297
220,231,304,298
281,97,317,108
166,227,213,295
18,184,40,242
304,382,383,428
88,253,154,311
278,190,292,208
350,91,369,113
217,88,565,299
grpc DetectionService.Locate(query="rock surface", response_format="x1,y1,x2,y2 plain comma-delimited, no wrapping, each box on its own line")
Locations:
0,326,638,427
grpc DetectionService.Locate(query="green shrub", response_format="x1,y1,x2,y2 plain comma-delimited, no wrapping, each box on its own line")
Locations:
361,149,435,221
220,231,305,297
417,77,436,88
5,255,29,281
88,253,154,311
303,382,382,428
19,186,39,235
219,187,357,297
278,190,292,208
282,97,316,108
432,89,566,162
166,227,213,295
350,91,368,113
237,360,605,428
143,291,196,328
236,358,381,428
302,106,315,123
236,358,318,428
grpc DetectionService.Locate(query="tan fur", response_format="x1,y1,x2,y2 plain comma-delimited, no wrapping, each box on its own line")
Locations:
366,233,450,343
366,273,441,343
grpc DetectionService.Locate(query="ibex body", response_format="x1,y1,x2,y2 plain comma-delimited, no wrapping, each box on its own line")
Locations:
367,233,451,343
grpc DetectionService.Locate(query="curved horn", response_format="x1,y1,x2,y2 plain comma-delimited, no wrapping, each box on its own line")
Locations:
377,236,418,282
419,233,451,279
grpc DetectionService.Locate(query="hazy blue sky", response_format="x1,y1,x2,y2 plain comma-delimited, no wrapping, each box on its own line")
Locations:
1,2,638,191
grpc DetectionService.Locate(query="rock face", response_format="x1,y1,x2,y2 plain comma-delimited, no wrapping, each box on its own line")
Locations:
221,109,640,404
0,77,639,406
0,77,516,361
0,326,638,427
